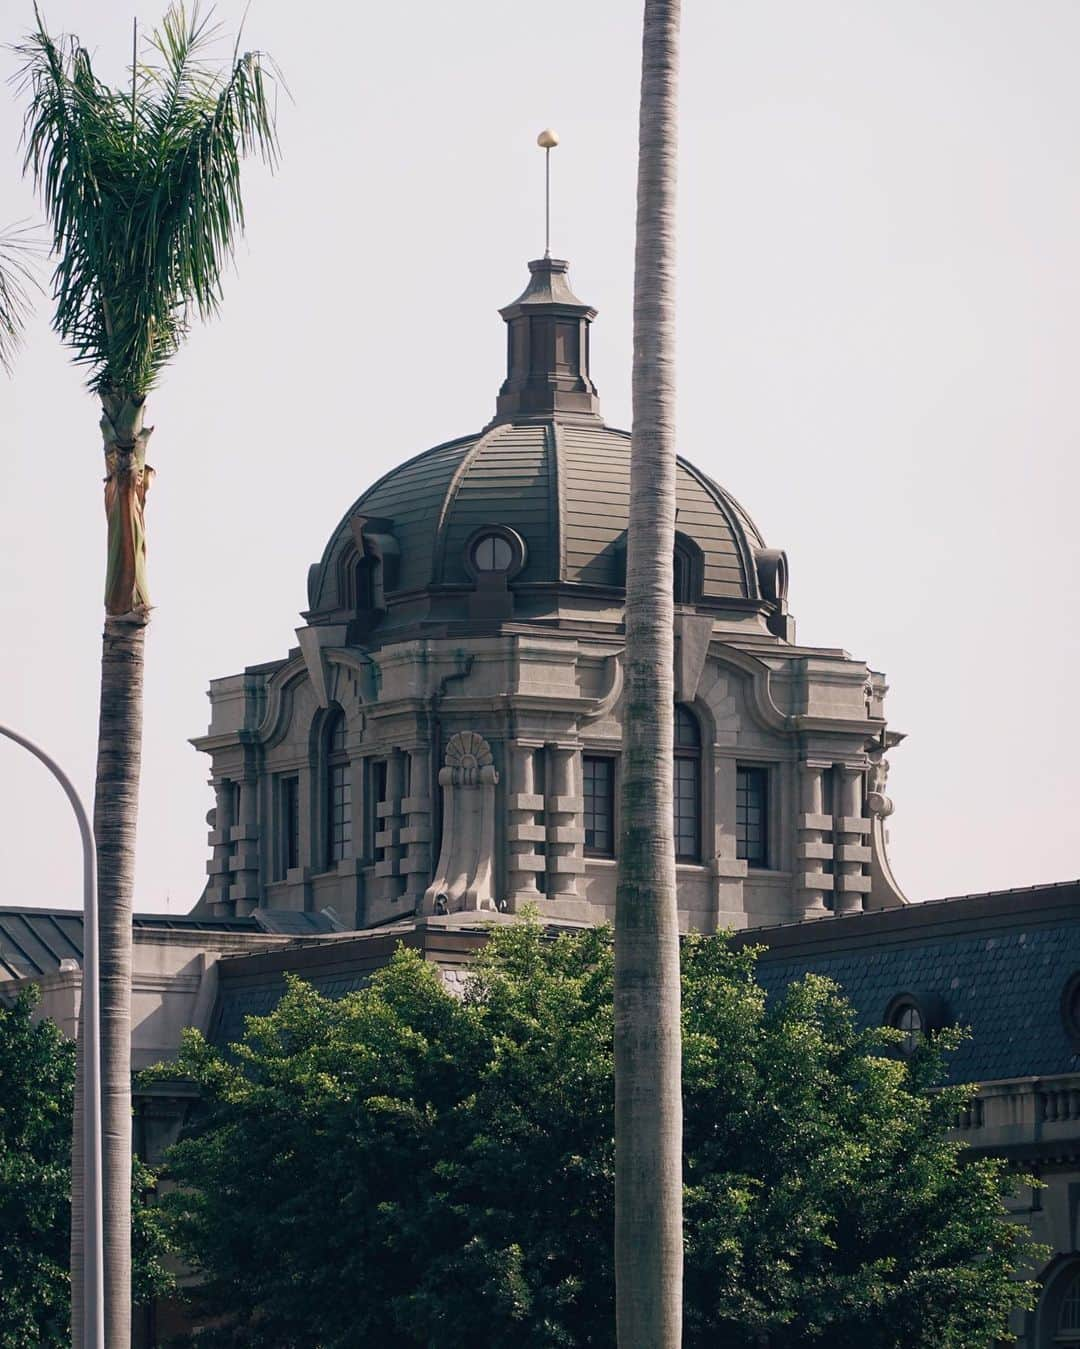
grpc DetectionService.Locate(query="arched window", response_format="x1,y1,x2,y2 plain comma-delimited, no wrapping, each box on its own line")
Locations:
674,705,701,862
673,544,693,604
325,710,352,865
1058,1271,1080,1341
893,1003,923,1055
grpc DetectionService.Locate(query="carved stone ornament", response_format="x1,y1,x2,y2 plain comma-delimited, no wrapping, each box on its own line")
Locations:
422,732,500,915
866,751,894,818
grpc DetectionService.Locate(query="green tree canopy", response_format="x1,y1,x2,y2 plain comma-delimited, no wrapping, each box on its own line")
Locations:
154,923,1041,1348
0,988,73,1347
0,987,171,1347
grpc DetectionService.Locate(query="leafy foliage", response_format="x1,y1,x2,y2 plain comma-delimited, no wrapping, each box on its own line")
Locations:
16,2,279,396
0,988,73,1347
0,987,173,1346
154,923,1042,1348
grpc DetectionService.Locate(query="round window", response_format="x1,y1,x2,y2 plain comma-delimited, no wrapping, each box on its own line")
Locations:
472,533,514,573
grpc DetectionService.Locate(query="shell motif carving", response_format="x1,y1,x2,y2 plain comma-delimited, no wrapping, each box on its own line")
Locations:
440,731,498,788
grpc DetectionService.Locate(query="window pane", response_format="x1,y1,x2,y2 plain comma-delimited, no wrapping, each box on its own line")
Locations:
280,776,300,877
736,767,768,867
583,756,614,856
674,754,700,862
674,705,700,748
473,534,513,572
1060,1273,1080,1333
328,763,352,863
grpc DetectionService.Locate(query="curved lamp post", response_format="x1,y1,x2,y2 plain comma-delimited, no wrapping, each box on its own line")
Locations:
0,724,104,1349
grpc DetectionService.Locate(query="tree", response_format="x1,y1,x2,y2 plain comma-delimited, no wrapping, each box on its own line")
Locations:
16,7,279,1340
0,988,171,1348
0,989,73,1347
151,922,1041,1348
0,223,39,373
616,1,683,1344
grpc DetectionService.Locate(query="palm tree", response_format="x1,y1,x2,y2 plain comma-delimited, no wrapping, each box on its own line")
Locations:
614,1,684,1346
0,223,39,372
17,7,278,1341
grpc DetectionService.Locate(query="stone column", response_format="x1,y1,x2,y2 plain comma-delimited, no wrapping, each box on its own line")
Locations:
507,744,546,909
401,747,432,909
204,779,235,914
374,749,407,902
833,766,871,916
229,776,261,915
546,746,584,900
796,763,832,919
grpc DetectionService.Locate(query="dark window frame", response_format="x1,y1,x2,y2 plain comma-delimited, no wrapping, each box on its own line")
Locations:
735,764,770,869
583,754,616,859
277,774,301,880
324,710,352,868
368,758,388,864
674,705,702,863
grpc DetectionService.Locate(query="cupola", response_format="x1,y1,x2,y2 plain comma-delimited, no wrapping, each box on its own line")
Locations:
492,257,601,424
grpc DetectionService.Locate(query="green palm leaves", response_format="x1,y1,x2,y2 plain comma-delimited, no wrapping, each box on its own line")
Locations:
16,2,279,396
0,223,39,373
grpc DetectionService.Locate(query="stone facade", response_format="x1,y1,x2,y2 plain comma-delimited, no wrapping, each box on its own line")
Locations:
190,255,908,937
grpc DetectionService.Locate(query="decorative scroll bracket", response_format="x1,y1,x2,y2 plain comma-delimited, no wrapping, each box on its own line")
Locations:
422,732,500,914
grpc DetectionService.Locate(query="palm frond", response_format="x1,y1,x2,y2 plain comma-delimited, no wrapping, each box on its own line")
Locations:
15,2,280,397
0,223,43,373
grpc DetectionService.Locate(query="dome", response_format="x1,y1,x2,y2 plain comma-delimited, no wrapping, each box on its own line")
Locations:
306,258,787,631
311,421,766,605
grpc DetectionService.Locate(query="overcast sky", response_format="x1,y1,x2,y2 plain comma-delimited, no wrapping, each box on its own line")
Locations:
0,0,1076,913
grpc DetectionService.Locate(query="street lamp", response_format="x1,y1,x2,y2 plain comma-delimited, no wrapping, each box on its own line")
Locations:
0,724,104,1349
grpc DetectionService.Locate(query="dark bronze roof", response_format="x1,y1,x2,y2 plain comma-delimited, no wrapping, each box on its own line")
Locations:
306,257,771,621
309,421,765,610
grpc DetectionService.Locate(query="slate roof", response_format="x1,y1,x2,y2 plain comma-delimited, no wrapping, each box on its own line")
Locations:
210,924,487,1050
745,882,1080,1085
0,906,259,979
214,968,372,1048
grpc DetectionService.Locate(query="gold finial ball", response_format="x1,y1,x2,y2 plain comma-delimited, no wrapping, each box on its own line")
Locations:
537,128,560,149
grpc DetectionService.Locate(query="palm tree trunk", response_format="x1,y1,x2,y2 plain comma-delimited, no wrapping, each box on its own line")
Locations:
614,2,683,1346
94,393,152,1347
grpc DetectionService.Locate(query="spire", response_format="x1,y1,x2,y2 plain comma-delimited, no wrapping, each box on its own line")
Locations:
492,257,601,424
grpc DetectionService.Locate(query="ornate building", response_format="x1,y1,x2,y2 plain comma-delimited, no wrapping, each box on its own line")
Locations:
192,254,908,934
2,254,1077,1348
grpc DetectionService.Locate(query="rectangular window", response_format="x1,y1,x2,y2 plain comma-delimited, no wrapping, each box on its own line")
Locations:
583,755,615,857
533,748,547,893
736,766,769,868
370,760,388,863
279,775,300,879
674,755,700,862
328,762,352,864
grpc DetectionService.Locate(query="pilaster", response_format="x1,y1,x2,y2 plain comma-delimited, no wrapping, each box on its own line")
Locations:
546,746,584,901
507,743,546,909
228,777,261,914
833,766,871,915
796,762,832,919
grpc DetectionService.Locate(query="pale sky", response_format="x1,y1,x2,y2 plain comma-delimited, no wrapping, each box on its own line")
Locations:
0,0,1076,913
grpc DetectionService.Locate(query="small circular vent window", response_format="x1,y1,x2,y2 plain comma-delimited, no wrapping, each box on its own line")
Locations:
464,527,526,581
473,533,514,573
